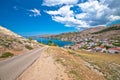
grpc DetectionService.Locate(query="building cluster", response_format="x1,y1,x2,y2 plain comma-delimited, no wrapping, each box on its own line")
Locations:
64,38,120,54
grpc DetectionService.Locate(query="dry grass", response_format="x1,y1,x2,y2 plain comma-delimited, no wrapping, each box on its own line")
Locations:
45,47,105,80
75,50,120,80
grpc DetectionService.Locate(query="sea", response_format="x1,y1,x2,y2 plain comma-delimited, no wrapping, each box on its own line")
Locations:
34,38,74,47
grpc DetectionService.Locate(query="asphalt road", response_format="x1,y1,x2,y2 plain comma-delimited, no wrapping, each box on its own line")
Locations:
0,47,48,80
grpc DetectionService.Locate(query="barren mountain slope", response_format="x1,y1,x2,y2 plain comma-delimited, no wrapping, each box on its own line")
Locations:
0,26,40,56
48,24,120,41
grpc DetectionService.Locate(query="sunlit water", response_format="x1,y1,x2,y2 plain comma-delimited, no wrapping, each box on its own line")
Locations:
34,38,74,47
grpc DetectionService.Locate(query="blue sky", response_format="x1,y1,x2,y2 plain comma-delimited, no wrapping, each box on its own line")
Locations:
0,0,120,36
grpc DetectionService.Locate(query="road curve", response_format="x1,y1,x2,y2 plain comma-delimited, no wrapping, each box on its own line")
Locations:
0,46,48,80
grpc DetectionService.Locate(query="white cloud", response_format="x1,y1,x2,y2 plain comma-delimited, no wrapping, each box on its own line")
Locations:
101,0,120,16
52,16,89,27
13,6,41,17
75,13,86,19
43,0,78,6
44,0,120,30
109,15,120,21
46,5,89,28
29,8,41,17
76,0,111,26
46,5,74,17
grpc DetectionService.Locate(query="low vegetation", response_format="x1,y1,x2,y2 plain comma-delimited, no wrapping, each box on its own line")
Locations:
0,52,14,58
28,37,33,41
25,45,33,50
68,51,76,55
46,46,120,80
111,36,120,42
46,47,105,80
93,26,120,34
48,40,57,46
75,50,120,80
112,42,120,47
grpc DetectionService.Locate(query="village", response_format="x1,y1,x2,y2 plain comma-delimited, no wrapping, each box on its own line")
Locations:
64,37,120,54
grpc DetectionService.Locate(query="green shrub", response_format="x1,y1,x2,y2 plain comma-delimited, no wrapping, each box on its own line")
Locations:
18,41,23,44
81,46,88,49
0,52,14,58
69,70,78,75
68,51,76,55
25,45,33,50
112,42,120,47
48,43,57,46
28,37,33,41
48,40,57,46
98,42,102,46
105,45,111,49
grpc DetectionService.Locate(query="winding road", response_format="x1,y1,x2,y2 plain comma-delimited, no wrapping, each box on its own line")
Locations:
0,46,48,80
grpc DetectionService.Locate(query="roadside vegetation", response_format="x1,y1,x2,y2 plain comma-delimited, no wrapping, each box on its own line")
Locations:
25,45,33,50
48,40,57,46
0,52,14,58
74,50,120,80
28,37,33,41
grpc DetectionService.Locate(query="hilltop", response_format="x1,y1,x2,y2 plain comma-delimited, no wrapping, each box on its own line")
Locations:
0,26,40,57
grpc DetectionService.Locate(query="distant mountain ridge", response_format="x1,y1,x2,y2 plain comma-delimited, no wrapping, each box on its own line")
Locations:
93,24,120,34
48,24,120,41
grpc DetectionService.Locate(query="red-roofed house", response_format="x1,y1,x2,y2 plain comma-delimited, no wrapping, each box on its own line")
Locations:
108,48,120,54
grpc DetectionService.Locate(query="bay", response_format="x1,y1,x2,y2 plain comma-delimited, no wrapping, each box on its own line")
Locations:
34,38,74,47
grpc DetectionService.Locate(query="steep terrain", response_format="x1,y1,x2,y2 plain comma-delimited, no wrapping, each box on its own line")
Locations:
0,26,40,56
49,24,120,41
92,24,120,40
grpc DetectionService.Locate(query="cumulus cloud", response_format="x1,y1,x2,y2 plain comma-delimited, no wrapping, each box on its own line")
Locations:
76,0,111,26
109,15,120,21
43,0,120,29
46,5,89,29
29,8,41,17
46,5,74,17
53,16,89,27
43,0,78,6
101,0,120,16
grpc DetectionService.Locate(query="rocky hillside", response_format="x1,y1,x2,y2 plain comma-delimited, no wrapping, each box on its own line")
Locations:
0,26,40,56
92,24,120,40
49,24,120,41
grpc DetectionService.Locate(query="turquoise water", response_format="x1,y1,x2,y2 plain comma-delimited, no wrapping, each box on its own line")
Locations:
34,38,74,47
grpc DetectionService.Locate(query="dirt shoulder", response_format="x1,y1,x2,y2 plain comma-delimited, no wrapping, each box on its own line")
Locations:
17,46,69,80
